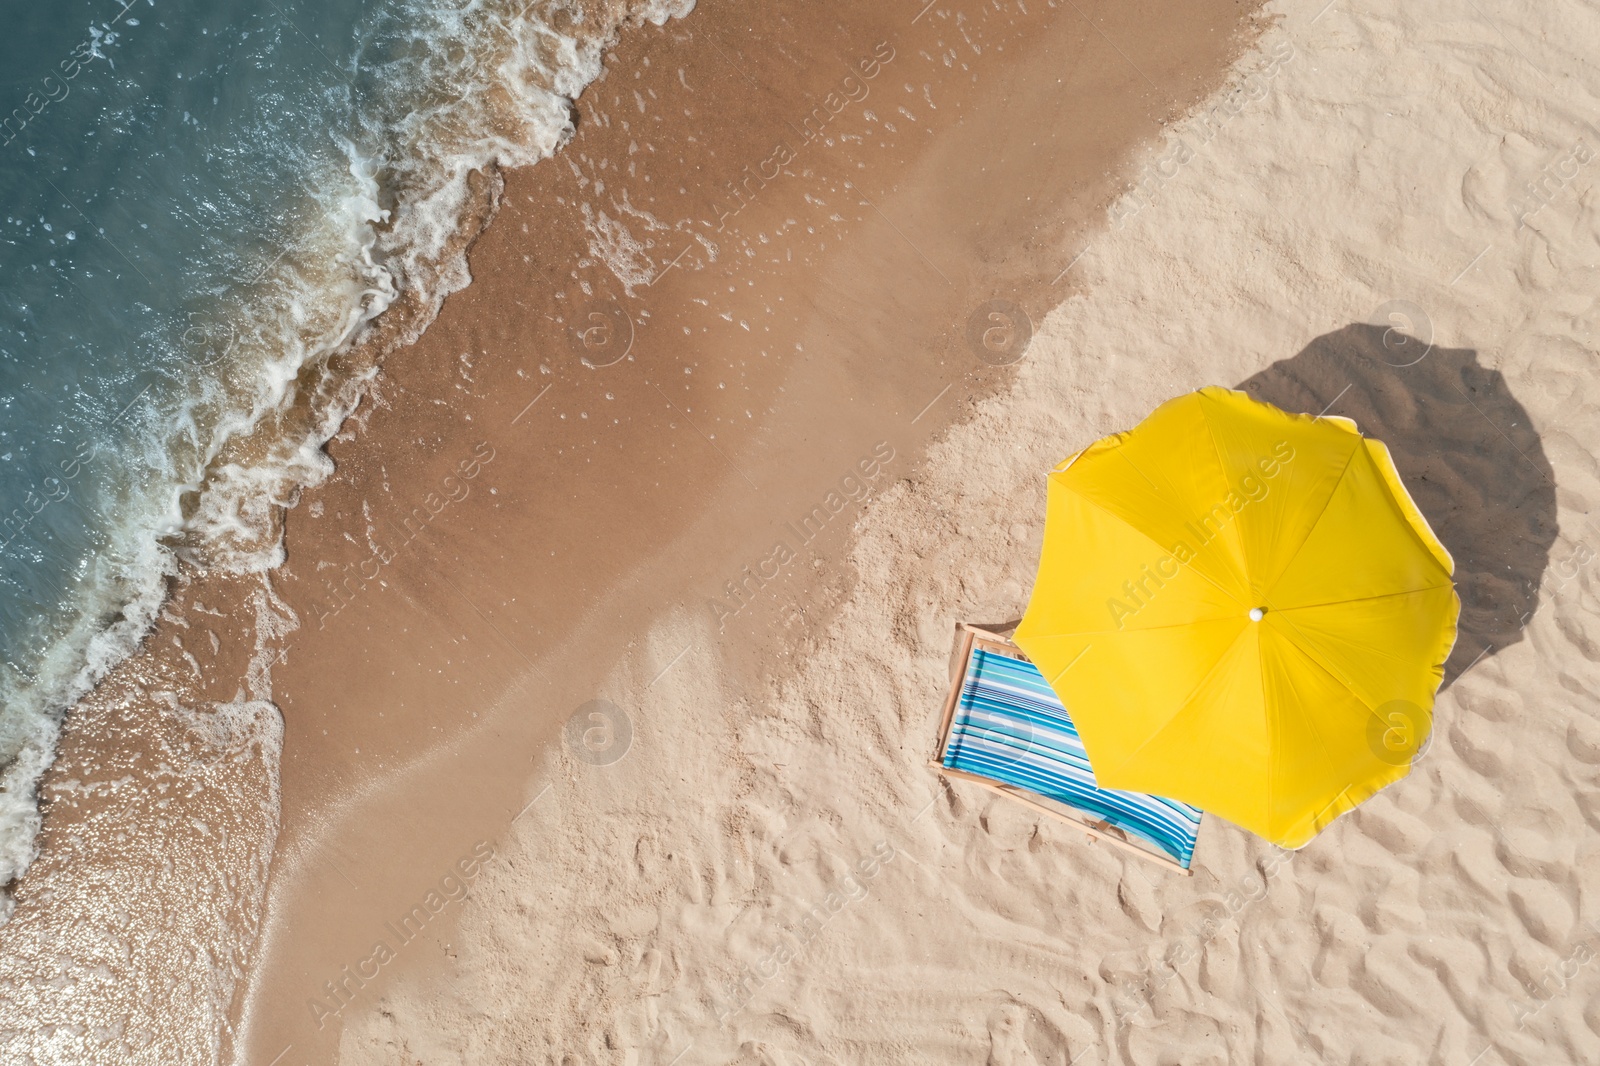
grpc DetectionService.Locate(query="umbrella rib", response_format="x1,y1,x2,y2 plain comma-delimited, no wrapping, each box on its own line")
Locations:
1018,613,1250,638
1266,587,1451,843
1264,605,1403,724
1269,583,1454,615
1095,622,1254,782
1066,458,1247,611
1260,621,1275,842
1261,629,1351,841
1268,631,1386,839
1195,391,1258,586
1275,610,1451,682
1259,443,1361,605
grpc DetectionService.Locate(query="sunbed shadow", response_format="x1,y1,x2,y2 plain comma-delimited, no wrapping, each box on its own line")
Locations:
1236,323,1557,690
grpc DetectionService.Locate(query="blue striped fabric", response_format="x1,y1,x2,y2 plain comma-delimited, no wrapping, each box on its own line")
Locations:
942,647,1202,868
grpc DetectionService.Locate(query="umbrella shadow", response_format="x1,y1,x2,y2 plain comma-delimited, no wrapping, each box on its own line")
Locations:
1236,323,1557,690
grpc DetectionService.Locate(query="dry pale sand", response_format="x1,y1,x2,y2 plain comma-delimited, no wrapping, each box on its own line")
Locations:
0,1,1262,1064
228,2,1261,1062
321,0,1600,1063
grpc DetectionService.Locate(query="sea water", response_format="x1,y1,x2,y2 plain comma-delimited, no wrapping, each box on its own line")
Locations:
0,0,687,916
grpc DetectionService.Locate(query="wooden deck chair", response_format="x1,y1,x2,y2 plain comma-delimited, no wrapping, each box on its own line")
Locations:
930,623,1203,875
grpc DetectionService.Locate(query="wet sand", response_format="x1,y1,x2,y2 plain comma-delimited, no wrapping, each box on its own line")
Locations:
235,1,1264,1060
319,0,1600,1058
0,0,1264,1062
236,0,1267,1056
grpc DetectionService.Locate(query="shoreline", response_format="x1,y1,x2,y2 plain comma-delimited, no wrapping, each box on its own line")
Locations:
0,0,1267,1061
312,0,1600,1057
0,0,1597,1061
0,0,687,913
237,0,1267,1060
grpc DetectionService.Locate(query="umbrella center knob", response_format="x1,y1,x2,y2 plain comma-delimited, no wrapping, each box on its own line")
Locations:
1249,607,1266,621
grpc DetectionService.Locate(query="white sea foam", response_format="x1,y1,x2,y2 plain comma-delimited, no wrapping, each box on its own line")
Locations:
0,0,697,922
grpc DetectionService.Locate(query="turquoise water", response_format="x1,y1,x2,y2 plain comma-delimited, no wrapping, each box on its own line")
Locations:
0,0,642,906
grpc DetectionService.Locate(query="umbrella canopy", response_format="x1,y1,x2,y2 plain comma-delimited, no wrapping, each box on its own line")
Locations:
1014,387,1458,848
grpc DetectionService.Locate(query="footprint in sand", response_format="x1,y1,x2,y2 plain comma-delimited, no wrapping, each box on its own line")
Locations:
985,1001,1071,1066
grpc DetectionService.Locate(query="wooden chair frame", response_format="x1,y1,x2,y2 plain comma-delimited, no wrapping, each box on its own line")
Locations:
929,622,1196,875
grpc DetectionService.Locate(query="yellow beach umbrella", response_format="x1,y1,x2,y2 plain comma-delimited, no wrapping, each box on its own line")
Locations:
1014,387,1458,848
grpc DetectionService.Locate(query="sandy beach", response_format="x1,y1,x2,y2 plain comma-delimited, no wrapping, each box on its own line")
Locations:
5,0,1600,1061
310,0,1600,1061
232,2,1264,1062
0,0,1261,1061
